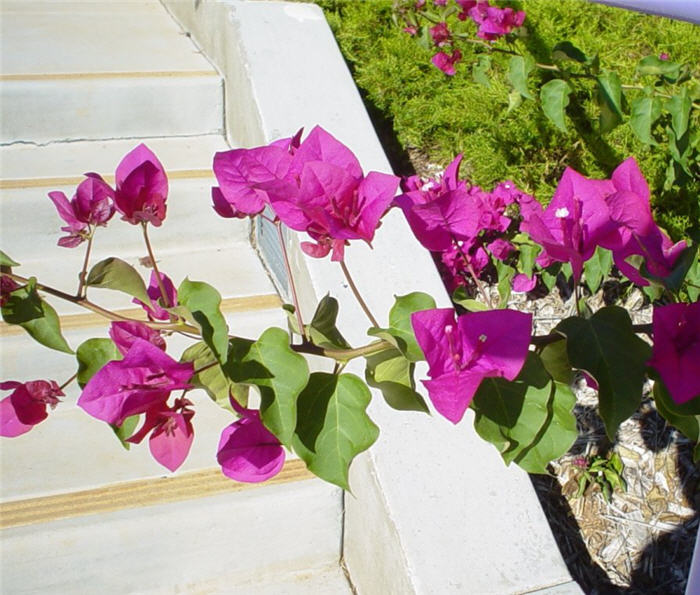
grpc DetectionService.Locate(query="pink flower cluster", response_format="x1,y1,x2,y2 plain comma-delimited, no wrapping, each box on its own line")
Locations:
47,144,169,247
406,1,526,75
520,158,686,286
395,154,531,293
212,126,399,262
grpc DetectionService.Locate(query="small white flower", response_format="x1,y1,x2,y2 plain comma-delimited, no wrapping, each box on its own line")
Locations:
555,207,570,218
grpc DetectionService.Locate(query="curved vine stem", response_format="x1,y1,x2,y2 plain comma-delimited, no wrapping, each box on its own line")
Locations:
275,220,308,341
141,222,171,308
339,259,380,328
3,272,198,333
76,230,95,298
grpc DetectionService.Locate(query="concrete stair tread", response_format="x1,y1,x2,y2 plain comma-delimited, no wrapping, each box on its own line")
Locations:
1,1,217,76
0,134,230,180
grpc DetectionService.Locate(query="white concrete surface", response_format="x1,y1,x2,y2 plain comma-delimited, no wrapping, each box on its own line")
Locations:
162,1,581,593
1,1,223,143
1,480,345,595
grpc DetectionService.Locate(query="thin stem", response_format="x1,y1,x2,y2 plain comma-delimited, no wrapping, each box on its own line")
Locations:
292,338,391,362
275,221,308,341
59,372,78,391
339,259,379,328
193,361,219,375
4,272,198,333
76,230,95,298
451,237,494,308
574,283,582,317
621,84,700,109
141,222,170,308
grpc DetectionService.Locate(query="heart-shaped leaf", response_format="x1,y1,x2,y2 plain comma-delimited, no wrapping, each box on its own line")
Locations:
293,372,379,490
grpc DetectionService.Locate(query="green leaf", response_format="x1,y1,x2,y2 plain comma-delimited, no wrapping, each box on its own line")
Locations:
637,56,681,81
365,347,429,412
308,294,351,349
76,337,121,388
0,250,19,267
225,328,309,446
597,71,623,134
86,258,151,304
452,287,489,312
653,380,700,443
583,246,613,293
556,307,651,439
507,89,523,114
495,260,514,307
540,262,561,292
111,415,139,450
517,241,541,278
178,278,229,363
508,55,534,100
1,278,73,353
538,337,573,385
283,303,301,336
293,372,379,490
368,292,436,362
472,55,491,88
667,88,691,139
540,79,571,133
471,353,578,474
552,41,588,63
181,341,246,411
629,95,662,145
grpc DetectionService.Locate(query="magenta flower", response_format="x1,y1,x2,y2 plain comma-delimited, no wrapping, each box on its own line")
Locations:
429,22,451,47
109,321,166,355
519,167,617,283
212,143,296,218
512,273,537,293
78,339,193,426
487,238,514,261
411,308,532,423
431,49,462,76
114,144,169,226
133,271,177,320
648,302,700,405
598,158,686,286
217,407,285,483
126,397,195,472
1,275,20,307
456,0,477,20
395,154,481,251
1,380,63,437
214,126,399,262
48,174,115,247
468,2,525,41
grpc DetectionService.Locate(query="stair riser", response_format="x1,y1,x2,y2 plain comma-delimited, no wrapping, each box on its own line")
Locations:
1,76,223,144
1,480,343,594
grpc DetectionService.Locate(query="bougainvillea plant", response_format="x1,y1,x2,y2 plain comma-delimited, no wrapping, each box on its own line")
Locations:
1,126,698,491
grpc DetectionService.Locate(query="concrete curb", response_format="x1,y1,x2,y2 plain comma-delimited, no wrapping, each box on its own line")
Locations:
160,1,582,592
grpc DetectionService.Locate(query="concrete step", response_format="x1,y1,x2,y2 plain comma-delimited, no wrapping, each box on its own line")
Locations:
0,1,223,143
0,471,347,594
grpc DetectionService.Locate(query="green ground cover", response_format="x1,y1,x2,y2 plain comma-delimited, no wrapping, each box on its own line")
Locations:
312,0,699,239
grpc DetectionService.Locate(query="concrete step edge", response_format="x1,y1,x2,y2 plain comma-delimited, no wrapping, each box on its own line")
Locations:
0,459,314,530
